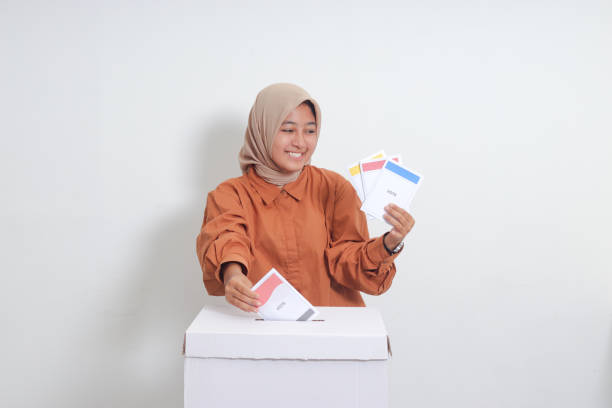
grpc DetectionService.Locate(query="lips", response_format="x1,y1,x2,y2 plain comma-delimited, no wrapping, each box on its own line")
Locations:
287,152,304,158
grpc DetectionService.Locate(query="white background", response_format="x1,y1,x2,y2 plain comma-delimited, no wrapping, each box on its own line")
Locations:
1,1,611,407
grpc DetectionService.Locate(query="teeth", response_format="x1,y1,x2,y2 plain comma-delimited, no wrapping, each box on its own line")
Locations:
288,152,302,158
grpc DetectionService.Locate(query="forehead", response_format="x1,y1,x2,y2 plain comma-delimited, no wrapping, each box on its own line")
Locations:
282,103,316,124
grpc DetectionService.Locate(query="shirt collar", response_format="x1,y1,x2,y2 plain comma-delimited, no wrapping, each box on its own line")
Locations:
246,166,308,205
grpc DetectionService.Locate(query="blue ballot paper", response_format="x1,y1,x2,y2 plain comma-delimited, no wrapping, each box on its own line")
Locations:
360,160,423,223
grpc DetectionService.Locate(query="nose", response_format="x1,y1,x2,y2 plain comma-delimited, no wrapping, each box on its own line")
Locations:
292,129,307,149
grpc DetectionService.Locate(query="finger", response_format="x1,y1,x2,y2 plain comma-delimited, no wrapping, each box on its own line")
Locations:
225,293,251,313
384,209,408,230
227,291,259,312
383,214,410,246
385,207,416,235
407,214,415,229
383,211,403,231
387,202,409,214
401,212,415,231
229,285,261,308
226,274,259,299
231,297,258,313
385,204,410,225
234,280,260,300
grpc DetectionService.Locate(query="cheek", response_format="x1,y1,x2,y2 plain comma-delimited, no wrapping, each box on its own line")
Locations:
307,135,318,152
271,134,287,155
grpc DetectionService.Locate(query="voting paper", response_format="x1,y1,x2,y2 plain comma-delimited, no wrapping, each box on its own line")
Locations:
346,150,385,203
359,155,401,201
361,160,422,223
251,268,319,321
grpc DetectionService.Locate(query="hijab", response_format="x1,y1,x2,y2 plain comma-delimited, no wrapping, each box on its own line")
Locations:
238,83,321,186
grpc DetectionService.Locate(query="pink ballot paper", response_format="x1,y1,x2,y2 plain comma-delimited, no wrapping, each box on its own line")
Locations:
359,155,402,201
346,150,386,203
251,268,319,321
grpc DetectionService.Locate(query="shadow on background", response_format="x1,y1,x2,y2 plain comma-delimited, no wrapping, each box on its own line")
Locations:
63,113,245,406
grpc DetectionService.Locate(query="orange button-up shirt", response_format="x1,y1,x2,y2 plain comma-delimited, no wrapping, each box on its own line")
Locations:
196,165,400,306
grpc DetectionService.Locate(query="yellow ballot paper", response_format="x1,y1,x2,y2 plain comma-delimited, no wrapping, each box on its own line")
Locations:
251,269,319,321
361,160,423,223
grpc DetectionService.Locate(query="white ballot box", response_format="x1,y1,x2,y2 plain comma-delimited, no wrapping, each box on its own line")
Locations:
183,303,391,408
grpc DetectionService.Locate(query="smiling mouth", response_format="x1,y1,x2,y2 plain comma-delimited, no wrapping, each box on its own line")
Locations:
287,152,304,158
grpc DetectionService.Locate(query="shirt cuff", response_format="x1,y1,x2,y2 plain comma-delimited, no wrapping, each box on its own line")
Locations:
216,254,250,283
366,236,400,265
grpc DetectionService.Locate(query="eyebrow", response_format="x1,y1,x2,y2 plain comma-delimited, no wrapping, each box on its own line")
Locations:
281,121,317,126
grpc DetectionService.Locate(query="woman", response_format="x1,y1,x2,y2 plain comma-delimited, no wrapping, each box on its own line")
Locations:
196,83,415,312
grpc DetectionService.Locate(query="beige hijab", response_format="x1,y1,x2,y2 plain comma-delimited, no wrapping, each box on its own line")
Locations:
239,83,321,186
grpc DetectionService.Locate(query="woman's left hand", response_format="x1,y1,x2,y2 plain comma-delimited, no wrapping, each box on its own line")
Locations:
382,203,415,251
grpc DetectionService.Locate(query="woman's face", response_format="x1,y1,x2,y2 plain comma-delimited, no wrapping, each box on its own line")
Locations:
270,103,318,174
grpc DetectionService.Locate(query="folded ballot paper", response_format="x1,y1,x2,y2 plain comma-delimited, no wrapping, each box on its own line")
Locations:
251,268,319,321
361,160,423,223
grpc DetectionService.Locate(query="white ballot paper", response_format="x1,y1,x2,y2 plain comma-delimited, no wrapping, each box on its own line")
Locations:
361,160,423,224
251,268,319,321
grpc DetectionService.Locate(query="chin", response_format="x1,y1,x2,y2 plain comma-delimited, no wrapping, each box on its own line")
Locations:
279,162,305,173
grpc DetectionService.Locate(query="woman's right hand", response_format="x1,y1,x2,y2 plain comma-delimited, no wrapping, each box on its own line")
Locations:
222,262,260,313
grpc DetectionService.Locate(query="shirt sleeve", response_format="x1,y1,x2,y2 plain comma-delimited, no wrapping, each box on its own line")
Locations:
324,176,401,295
195,183,251,296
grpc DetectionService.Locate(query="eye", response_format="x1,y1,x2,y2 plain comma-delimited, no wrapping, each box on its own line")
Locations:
281,129,294,133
